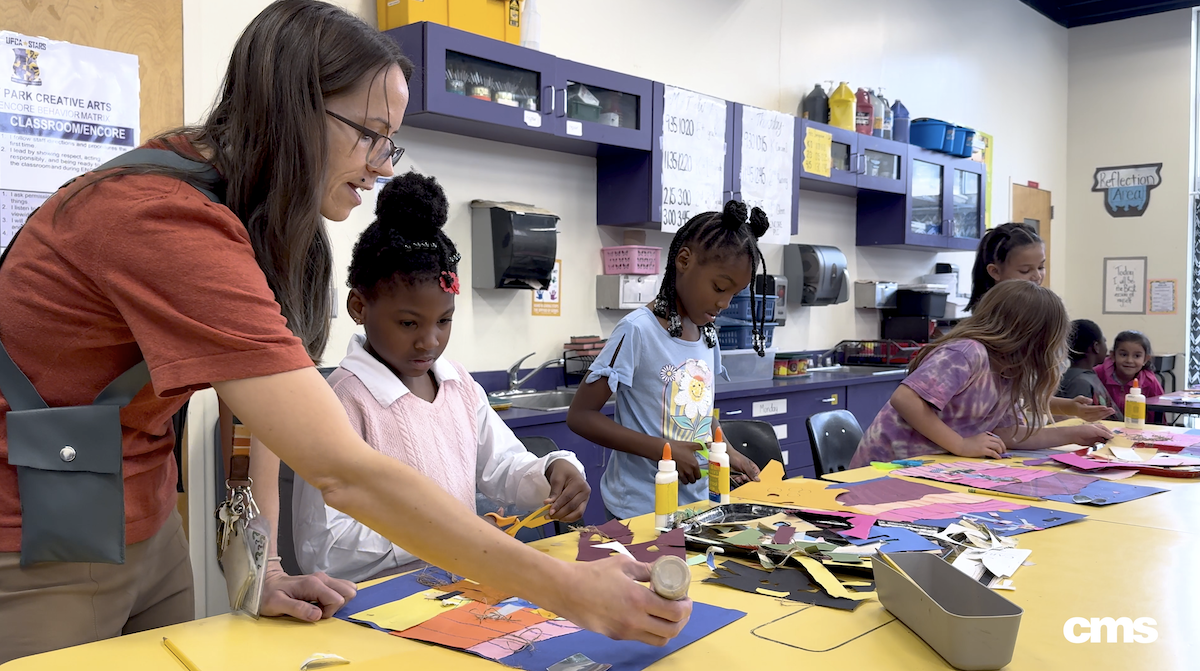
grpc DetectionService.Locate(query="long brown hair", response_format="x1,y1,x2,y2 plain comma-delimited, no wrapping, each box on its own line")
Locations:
60,0,412,361
909,280,1069,438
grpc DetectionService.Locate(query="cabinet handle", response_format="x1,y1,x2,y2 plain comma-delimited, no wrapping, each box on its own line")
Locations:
543,86,554,114
724,409,743,416
820,396,837,404
858,153,867,175
556,87,567,118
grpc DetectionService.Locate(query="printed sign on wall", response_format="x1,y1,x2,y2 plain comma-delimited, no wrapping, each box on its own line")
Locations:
1092,164,1162,218
532,259,561,316
1103,257,1147,314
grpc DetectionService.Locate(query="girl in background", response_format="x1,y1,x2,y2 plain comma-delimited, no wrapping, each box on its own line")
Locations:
1095,331,1164,415
968,222,1113,422
293,173,589,582
1059,319,1119,419
569,201,766,520
850,281,1113,467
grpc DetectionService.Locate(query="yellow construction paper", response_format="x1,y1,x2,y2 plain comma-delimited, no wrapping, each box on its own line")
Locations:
802,127,833,177
756,587,791,598
796,556,876,601
348,590,463,632
731,461,856,511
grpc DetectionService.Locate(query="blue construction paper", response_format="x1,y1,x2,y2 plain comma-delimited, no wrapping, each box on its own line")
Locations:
914,506,1087,536
844,525,940,552
1043,480,1166,506
333,572,436,630
497,601,745,671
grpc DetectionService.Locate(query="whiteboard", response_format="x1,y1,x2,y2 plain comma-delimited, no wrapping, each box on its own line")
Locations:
738,105,795,245
1102,257,1147,314
659,86,727,233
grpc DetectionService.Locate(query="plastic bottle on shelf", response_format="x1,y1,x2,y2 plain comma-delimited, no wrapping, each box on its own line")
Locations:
891,99,910,143
520,0,542,51
855,87,874,135
878,89,895,140
868,89,885,138
654,443,678,528
1125,380,1146,429
800,83,829,123
829,82,855,131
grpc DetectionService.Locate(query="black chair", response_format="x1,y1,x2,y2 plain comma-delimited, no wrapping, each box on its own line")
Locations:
806,410,864,476
719,420,784,472
517,436,573,537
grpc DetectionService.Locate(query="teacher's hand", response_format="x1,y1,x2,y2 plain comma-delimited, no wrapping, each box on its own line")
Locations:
260,567,358,621
550,556,692,646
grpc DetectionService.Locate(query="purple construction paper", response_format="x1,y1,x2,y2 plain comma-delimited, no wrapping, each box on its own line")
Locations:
828,477,951,507
773,525,796,544
1043,480,1167,506
993,471,1098,497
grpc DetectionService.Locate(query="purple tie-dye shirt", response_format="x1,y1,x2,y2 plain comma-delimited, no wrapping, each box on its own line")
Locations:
849,339,1016,467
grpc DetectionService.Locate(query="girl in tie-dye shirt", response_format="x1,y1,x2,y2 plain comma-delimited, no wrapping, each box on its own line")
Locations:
850,281,1113,467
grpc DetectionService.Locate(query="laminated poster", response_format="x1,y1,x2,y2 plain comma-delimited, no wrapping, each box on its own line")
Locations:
1,31,139,251
739,105,794,245
660,85,727,233
1102,257,1146,314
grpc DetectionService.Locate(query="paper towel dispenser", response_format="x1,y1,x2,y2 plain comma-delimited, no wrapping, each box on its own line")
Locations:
785,244,849,306
470,200,559,290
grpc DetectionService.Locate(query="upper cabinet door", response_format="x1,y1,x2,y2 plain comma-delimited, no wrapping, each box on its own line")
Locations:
796,120,859,194
906,149,950,247
552,60,653,151
944,159,986,250
856,134,908,195
387,22,557,136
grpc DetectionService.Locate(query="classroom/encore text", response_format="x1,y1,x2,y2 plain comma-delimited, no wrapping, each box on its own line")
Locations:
1062,617,1158,643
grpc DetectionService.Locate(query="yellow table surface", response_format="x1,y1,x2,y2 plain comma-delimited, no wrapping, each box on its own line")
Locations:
8,421,1200,670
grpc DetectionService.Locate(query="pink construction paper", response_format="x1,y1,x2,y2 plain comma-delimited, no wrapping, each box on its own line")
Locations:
799,509,877,540
1051,452,1140,471
467,619,582,660
892,461,1053,488
1113,429,1200,448
773,525,796,544
876,499,1030,523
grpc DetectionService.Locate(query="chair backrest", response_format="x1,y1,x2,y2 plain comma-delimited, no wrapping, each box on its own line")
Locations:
719,420,784,471
516,436,570,537
806,410,863,476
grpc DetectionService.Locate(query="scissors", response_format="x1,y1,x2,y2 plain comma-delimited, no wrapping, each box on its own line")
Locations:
485,503,555,537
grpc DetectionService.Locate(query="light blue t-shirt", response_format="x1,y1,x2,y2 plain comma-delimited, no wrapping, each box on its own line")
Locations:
586,307,728,519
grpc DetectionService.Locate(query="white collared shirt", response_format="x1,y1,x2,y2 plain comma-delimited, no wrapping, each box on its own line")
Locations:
292,335,585,582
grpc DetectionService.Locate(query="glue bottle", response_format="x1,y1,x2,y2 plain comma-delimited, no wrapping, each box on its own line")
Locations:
1125,379,1146,429
708,428,730,504
655,443,678,529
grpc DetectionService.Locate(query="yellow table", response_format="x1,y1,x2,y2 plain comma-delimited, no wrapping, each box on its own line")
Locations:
7,500,1200,671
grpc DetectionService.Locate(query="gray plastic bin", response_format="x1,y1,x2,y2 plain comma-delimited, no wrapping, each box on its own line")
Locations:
873,553,1023,670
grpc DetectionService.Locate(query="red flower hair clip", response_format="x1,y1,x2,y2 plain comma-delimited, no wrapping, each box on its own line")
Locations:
440,271,460,295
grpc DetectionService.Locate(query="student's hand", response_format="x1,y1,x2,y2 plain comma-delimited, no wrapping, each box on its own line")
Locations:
1069,396,1116,421
727,446,760,486
670,441,705,484
553,556,692,645
1065,423,1114,445
545,460,590,522
957,433,1007,459
260,567,358,621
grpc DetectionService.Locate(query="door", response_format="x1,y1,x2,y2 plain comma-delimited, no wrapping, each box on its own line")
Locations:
904,148,950,247
944,159,986,250
553,59,652,150
856,134,908,194
1012,184,1053,285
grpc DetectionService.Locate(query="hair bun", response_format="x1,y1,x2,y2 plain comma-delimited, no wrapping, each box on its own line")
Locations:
720,200,747,231
375,171,449,239
747,207,770,239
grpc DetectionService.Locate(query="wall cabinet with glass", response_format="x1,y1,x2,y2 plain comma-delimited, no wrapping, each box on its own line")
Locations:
387,23,652,155
796,121,907,196
855,147,987,251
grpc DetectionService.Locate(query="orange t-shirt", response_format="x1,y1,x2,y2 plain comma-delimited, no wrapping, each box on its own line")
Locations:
0,140,314,552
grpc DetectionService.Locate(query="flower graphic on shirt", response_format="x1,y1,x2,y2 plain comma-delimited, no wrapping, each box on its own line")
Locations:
660,358,715,442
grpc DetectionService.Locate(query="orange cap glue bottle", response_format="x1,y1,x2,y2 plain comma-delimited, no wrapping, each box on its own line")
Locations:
655,443,678,529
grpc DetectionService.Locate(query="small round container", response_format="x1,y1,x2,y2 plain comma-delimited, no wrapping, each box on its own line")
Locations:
469,85,491,101
793,356,810,375
446,79,466,95
494,91,519,107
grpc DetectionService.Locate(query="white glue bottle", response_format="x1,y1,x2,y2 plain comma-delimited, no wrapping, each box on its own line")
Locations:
1125,379,1146,429
654,443,678,529
708,428,730,504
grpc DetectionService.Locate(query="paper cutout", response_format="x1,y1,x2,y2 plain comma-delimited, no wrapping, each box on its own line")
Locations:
795,556,875,601
576,519,636,561
830,477,951,507
437,580,513,605
773,525,796,544
915,507,1086,536
1051,452,1119,471
687,554,707,566
1113,428,1200,448
991,471,1098,498
348,589,463,632
845,525,940,553
706,546,725,571
853,492,1028,523
731,460,856,510
594,519,634,544
628,528,688,562
335,571,431,630
1043,480,1166,506
466,619,582,660
703,563,863,611
1110,446,1148,462
396,601,547,649
892,461,1054,488
799,509,877,539
723,529,767,546
592,541,636,560
981,548,1032,578
548,653,611,671
1066,467,1138,481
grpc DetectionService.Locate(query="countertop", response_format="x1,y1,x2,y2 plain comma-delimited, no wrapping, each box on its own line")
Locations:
496,365,906,428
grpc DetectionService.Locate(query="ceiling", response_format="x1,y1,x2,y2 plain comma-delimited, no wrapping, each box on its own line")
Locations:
1020,0,1197,27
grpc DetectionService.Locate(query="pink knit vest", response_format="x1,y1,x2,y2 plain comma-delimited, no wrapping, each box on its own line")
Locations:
329,360,480,514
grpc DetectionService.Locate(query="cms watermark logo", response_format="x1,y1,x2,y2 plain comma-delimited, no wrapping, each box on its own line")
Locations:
1063,617,1157,643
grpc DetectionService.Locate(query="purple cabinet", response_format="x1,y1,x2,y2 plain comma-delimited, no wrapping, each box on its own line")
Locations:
856,135,909,195
856,147,987,251
796,120,859,195
596,83,736,228
387,23,652,156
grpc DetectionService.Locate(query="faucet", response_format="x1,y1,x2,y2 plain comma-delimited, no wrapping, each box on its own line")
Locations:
506,352,565,393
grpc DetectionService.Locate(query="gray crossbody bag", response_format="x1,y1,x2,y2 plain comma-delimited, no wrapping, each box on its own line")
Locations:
0,148,224,566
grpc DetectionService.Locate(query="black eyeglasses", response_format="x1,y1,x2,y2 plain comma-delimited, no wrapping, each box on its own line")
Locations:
326,110,405,167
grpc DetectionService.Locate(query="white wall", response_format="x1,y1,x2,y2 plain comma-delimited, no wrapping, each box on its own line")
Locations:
1064,9,1192,359
183,0,1069,370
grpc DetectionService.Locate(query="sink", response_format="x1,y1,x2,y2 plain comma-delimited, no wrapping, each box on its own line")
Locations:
504,389,579,412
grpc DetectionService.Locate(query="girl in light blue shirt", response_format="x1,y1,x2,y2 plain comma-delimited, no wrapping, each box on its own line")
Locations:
568,201,769,519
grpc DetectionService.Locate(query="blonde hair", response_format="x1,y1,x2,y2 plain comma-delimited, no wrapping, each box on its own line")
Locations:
908,280,1069,439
